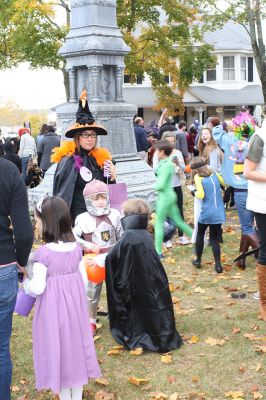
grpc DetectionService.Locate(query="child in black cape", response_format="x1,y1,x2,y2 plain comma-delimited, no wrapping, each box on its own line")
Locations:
105,199,182,353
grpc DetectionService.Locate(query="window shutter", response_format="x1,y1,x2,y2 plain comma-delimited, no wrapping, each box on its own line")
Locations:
248,57,253,82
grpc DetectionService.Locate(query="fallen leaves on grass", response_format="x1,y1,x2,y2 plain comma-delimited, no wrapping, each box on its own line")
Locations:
11,386,20,392
95,378,109,386
232,327,241,334
205,337,225,346
192,376,200,382
194,287,205,294
253,393,263,400
94,335,101,342
94,390,115,400
203,305,213,310
224,391,244,399
149,392,168,399
161,353,172,364
107,346,123,355
129,347,144,356
187,335,200,344
255,362,262,372
128,377,150,386
255,345,266,353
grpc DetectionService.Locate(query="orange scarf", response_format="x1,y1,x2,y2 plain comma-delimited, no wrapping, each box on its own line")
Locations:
50,141,112,168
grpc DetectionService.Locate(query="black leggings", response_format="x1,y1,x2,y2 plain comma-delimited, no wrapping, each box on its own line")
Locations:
254,213,266,265
196,223,221,265
173,186,184,236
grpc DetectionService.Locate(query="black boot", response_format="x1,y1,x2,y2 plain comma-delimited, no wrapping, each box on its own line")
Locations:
215,262,223,273
192,258,201,268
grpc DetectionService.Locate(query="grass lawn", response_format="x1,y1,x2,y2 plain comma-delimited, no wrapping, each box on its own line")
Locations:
11,194,265,400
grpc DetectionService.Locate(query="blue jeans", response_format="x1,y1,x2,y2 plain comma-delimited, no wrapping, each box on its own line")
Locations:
0,264,18,400
21,156,31,182
234,191,255,235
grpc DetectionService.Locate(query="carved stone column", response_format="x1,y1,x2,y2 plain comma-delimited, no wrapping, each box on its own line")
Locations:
91,66,102,102
68,68,77,103
115,66,124,102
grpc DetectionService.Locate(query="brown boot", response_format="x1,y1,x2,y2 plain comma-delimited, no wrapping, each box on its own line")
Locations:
245,231,260,259
236,235,249,269
256,264,266,321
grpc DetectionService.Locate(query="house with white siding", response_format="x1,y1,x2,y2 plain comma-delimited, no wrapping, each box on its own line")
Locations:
122,22,264,126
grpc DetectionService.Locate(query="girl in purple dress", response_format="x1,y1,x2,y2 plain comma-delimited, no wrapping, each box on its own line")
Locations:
24,195,101,400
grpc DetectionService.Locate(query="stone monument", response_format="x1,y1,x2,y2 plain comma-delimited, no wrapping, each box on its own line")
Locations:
28,0,155,207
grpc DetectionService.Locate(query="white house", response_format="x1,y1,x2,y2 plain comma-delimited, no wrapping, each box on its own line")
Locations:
122,22,264,126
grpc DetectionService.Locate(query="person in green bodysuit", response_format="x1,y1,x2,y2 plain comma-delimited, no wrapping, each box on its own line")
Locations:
154,140,193,258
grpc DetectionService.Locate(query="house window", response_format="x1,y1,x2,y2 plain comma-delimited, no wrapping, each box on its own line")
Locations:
136,75,143,85
240,57,247,80
164,75,170,84
223,56,235,80
248,57,254,82
206,68,216,81
124,74,130,84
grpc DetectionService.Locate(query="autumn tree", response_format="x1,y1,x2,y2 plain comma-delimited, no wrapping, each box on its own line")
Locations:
0,0,214,113
187,0,266,104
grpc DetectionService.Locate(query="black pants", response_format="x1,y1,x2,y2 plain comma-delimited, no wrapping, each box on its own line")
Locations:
254,213,266,265
196,223,221,265
173,186,184,237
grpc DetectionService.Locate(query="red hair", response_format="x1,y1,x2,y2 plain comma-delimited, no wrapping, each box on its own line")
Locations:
18,128,30,137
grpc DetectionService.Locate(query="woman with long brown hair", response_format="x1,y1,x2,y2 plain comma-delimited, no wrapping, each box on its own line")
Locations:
198,123,223,173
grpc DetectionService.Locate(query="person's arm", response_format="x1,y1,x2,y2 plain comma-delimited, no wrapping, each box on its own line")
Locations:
73,222,100,253
152,152,159,174
140,131,149,152
194,175,205,199
24,262,47,296
37,137,44,154
158,110,166,128
180,134,189,159
244,135,266,182
176,150,185,171
10,169,34,266
18,135,25,157
212,125,228,151
216,172,225,186
155,162,171,191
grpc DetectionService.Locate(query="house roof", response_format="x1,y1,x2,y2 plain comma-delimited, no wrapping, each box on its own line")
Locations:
190,85,264,105
204,21,252,51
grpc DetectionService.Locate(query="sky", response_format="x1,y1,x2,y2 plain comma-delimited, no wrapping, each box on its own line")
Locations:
0,1,264,110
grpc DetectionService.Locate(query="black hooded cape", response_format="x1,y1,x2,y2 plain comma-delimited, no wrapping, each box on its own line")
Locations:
105,214,183,353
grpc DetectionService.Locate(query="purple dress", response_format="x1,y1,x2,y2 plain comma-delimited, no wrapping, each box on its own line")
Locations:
33,244,101,394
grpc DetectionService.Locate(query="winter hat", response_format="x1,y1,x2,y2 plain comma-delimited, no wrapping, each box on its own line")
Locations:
65,89,108,138
83,179,109,199
190,156,207,170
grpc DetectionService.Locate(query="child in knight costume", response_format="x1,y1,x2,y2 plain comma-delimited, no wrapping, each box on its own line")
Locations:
73,179,123,335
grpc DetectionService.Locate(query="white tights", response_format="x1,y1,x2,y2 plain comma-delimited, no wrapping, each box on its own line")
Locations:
59,386,83,400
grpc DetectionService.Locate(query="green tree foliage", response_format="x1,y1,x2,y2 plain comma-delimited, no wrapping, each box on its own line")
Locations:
187,0,266,104
117,0,215,114
0,0,215,113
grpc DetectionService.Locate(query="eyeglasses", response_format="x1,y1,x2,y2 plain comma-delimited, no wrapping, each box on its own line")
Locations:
79,132,97,139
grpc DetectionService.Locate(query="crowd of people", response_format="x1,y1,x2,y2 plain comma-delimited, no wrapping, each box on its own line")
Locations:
0,123,60,188
1,94,266,400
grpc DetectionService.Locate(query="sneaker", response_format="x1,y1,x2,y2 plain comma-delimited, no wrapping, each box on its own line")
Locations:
253,291,260,301
158,253,165,260
90,322,97,336
179,236,190,245
164,240,173,248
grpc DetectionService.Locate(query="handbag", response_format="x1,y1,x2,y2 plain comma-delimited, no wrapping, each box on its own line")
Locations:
108,183,128,212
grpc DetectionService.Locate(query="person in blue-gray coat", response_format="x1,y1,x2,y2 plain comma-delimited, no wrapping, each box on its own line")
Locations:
189,156,225,273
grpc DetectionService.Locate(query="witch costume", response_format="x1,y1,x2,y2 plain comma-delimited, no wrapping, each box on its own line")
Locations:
52,90,113,221
105,213,183,353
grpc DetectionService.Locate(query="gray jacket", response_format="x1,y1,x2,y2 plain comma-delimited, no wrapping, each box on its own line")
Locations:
38,132,60,171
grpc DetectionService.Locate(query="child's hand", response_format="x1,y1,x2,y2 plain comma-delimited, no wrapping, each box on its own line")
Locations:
91,244,100,254
86,259,97,268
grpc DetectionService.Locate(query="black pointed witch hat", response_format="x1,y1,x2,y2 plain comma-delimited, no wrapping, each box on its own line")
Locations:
65,89,108,138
